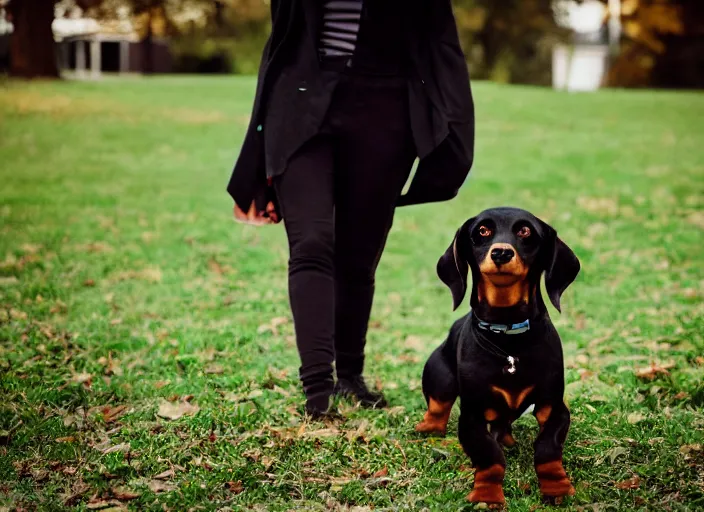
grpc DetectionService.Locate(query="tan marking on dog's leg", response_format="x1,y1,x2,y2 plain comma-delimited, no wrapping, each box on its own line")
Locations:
491,385,535,410
501,432,516,447
415,398,454,436
514,386,535,410
467,464,506,504
491,386,512,408
535,460,575,498
535,405,552,432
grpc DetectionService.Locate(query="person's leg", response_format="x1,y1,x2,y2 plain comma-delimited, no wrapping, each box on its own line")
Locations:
273,136,336,416
331,78,417,405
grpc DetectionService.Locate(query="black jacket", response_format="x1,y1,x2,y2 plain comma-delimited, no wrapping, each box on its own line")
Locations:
227,0,475,213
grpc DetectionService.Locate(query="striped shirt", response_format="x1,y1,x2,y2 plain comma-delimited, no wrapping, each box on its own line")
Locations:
319,0,364,59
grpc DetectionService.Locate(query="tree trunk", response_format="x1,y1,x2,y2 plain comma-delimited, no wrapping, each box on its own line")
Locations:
141,10,154,74
8,0,59,78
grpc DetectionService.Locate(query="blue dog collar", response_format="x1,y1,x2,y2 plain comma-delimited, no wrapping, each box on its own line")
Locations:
475,317,530,335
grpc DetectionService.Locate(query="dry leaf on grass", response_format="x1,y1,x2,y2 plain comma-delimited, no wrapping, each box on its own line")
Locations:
404,335,424,351
257,316,289,335
372,467,388,478
101,405,129,424
101,442,130,455
63,481,91,506
602,446,629,465
153,469,175,480
635,361,675,380
98,354,123,377
204,363,225,375
226,480,244,494
627,412,646,424
679,444,702,460
156,400,200,420
110,488,141,501
615,476,641,489
71,372,93,388
87,499,127,510
147,479,177,493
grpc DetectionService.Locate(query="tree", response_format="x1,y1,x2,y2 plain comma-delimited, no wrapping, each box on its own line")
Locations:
603,0,704,88
6,0,59,78
4,0,104,78
453,0,567,85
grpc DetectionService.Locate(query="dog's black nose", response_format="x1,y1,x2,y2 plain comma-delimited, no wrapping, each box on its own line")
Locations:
491,247,515,266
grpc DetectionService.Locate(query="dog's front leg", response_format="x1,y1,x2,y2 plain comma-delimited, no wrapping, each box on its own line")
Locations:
533,401,575,500
458,410,506,505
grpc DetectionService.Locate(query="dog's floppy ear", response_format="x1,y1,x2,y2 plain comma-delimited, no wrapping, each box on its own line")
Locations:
437,219,474,311
538,220,580,313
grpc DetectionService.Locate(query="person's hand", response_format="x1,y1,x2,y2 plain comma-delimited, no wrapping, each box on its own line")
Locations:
233,200,279,225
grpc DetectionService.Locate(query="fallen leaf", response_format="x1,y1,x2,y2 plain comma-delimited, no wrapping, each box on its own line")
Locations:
243,448,262,462
111,487,141,501
674,391,688,400
87,500,112,510
31,469,49,482
615,476,641,489
71,372,93,388
257,316,289,335
156,400,199,420
20,243,42,253
87,499,127,511
518,479,531,494
9,308,28,320
635,361,675,380
147,480,177,493
679,444,702,455
605,446,629,464
102,405,129,423
627,412,646,424
99,354,123,376
246,389,263,400
101,442,130,455
226,480,244,494
207,258,226,275
204,363,225,375
63,481,90,506
56,436,77,443
404,335,424,351
154,469,175,480
372,467,388,478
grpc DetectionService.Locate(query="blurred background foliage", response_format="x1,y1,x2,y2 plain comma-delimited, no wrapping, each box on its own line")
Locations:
2,0,703,87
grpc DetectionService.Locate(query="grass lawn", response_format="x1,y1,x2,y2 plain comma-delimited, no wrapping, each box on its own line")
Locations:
0,76,702,512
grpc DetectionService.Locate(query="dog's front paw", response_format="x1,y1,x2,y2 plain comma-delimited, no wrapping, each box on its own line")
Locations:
467,464,506,505
414,419,446,437
535,461,575,499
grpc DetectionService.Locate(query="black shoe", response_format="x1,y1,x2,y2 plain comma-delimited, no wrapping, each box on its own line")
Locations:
334,375,388,409
304,390,332,418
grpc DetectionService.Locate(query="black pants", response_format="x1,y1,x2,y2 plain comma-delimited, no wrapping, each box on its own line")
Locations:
272,74,416,398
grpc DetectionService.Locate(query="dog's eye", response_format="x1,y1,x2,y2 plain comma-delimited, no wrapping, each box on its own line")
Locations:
517,226,531,238
478,226,492,237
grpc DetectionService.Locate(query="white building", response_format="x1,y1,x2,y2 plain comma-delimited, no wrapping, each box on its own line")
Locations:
552,0,621,91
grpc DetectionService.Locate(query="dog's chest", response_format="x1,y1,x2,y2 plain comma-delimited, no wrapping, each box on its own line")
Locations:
457,340,545,418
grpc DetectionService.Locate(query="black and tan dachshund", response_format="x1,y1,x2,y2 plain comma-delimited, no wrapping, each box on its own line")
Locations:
415,207,581,506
